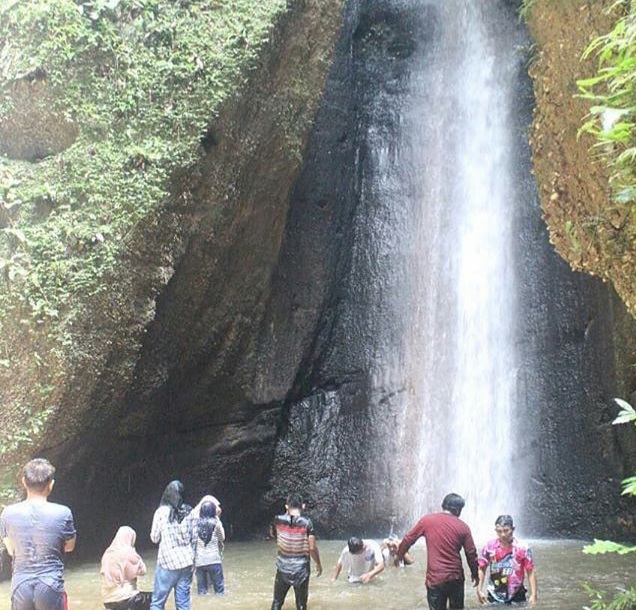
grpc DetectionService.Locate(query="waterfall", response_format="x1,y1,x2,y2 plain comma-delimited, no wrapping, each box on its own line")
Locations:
386,0,524,537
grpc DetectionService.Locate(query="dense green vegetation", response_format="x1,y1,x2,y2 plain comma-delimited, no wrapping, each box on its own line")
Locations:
578,1,636,226
0,0,289,346
0,0,294,493
583,399,636,610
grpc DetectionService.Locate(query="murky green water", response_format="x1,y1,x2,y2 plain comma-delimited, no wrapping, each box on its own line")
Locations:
0,540,633,609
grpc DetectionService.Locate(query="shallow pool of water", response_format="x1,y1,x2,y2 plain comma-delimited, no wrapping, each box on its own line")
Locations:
0,540,633,609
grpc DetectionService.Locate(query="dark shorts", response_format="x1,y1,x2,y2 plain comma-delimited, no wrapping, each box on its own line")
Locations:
11,580,66,610
427,579,465,610
488,585,527,604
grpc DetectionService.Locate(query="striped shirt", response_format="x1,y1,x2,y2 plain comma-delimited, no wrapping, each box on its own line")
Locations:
272,513,314,579
150,505,193,570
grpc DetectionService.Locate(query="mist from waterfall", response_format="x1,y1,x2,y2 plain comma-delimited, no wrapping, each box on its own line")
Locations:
378,0,525,538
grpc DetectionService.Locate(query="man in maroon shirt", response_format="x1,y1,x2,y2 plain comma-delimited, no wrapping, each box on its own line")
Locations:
397,493,478,610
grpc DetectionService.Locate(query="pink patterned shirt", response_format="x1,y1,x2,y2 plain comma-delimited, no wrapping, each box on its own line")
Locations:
478,538,534,603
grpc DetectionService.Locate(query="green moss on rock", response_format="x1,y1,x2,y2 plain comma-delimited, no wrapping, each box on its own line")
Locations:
0,0,344,500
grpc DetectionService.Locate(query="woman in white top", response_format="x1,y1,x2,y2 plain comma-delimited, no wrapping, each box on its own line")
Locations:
193,497,225,594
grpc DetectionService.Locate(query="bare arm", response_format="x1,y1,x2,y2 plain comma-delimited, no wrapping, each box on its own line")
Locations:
527,568,537,605
64,536,76,553
137,556,147,576
331,561,342,582
401,550,414,565
216,521,226,544
308,535,322,576
3,538,14,557
360,558,384,584
476,566,488,604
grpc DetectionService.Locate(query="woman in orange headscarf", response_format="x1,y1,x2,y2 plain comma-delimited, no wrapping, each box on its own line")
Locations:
100,526,152,610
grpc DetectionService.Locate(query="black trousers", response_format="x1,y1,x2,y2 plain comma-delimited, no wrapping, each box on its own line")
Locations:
104,592,152,610
426,579,465,610
271,570,309,610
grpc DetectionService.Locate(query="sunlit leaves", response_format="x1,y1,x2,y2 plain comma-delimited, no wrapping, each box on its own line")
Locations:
613,397,636,424
583,539,636,555
577,3,636,208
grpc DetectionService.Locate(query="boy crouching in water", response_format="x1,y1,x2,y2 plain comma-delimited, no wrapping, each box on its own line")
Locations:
271,494,322,610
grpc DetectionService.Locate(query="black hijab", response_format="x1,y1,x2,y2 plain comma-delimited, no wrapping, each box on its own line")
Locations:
160,480,191,523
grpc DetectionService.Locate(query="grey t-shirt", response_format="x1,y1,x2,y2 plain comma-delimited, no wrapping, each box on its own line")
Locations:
0,500,76,593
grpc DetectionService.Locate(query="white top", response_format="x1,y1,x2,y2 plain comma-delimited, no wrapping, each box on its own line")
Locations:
194,520,225,567
338,540,383,583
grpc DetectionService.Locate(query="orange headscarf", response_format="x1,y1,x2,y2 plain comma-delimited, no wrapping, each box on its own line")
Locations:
100,526,146,586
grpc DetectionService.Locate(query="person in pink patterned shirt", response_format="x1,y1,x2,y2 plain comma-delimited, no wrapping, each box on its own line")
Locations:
476,515,537,606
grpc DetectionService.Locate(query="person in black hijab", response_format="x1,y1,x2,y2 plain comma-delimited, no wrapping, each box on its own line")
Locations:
149,481,194,610
159,481,191,524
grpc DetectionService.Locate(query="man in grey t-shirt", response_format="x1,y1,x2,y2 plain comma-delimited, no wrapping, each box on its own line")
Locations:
1,458,76,610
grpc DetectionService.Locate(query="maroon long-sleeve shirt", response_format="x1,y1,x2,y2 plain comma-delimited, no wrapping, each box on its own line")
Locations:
397,512,479,588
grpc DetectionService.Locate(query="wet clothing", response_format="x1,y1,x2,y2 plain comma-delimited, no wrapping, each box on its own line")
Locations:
271,513,314,610
194,519,224,567
195,564,224,595
272,569,308,610
11,580,67,610
0,499,76,609
426,579,465,610
478,538,534,604
104,592,152,610
337,540,383,583
150,565,191,610
398,512,478,589
194,517,225,595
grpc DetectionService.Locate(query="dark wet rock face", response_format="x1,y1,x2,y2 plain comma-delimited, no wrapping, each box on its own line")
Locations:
44,0,635,555
265,0,636,540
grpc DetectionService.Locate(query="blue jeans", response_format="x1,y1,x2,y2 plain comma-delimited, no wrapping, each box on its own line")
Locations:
195,564,224,594
11,580,65,610
150,565,192,610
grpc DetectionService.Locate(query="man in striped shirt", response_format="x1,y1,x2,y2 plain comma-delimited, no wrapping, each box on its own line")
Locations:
271,493,322,610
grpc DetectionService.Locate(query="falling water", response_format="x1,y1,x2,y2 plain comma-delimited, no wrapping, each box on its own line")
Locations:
388,0,525,536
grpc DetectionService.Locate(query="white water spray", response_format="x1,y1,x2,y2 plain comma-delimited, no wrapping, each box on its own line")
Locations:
390,0,523,538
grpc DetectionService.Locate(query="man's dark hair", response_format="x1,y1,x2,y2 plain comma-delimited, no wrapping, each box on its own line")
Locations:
495,514,514,528
22,458,55,492
348,536,364,554
286,493,304,509
441,492,465,516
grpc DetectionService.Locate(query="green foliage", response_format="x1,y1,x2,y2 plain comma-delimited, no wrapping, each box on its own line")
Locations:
583,583,636,610
0,0,290,346
583,539,636,555
582,398,636,609
0,0,307,499
577,1,636,209
519,0,539,20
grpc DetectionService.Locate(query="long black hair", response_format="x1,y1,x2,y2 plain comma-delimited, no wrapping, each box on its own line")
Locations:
160,480,191,523
197,501,218,545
